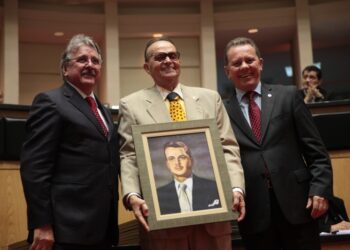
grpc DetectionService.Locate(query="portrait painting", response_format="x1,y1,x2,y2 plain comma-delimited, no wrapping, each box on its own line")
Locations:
132,119,236,230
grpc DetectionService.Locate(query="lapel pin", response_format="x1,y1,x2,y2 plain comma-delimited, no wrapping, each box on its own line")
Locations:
267,93,272,98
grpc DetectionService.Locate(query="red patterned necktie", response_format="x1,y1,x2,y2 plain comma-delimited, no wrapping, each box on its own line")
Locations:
86,96,108,137
246,91,261,143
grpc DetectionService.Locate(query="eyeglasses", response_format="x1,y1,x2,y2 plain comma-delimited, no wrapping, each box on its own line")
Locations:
151,52,180,62
70,55,102,66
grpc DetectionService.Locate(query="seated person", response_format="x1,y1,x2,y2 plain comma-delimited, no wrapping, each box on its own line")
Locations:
301,65,327,103
318,196,350,233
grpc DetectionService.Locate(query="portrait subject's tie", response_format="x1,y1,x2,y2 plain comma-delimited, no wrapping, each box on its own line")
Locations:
166,92,187,121
86,96,108,137
246,91,261,143
178,183,191,212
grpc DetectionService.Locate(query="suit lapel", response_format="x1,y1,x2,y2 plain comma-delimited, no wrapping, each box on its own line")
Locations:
181,85,205,120
142,85,206,122
225,93,256,142
63,83,108,138
144,86,172,123
261,84,275,142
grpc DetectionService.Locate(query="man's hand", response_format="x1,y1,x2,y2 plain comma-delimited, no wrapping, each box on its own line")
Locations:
331,220,350,232
304,85,323,102
232,191,246,222
129,195,150,231
306,195,329,219
30,225,54,250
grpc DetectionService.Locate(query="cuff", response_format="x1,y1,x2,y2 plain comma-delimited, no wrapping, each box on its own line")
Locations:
123,192,142,210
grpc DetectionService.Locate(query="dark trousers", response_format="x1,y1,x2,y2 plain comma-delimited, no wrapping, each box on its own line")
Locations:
241,189,321,250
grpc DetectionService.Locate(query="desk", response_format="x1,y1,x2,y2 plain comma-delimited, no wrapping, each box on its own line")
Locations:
307,99,350,114
321,233,350,250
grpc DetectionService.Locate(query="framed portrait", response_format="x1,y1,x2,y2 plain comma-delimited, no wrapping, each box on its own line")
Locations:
132,119,237,231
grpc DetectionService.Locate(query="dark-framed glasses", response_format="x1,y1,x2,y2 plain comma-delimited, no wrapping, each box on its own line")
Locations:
152,51,180,62
70,55,102,66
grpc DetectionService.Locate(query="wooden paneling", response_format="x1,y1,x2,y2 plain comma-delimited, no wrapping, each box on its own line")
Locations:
0,162,27,249
1,150,350,248
329,150,350,216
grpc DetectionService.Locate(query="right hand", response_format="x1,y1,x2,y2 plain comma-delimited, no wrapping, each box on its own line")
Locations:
305,85,323,102
129,195,150,231
30,225,54,250
232,191,246,222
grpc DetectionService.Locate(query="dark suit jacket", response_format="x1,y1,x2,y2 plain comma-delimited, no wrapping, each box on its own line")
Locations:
318,196,349,233
157,175,221,215
20,82,119,245
224,83,333,235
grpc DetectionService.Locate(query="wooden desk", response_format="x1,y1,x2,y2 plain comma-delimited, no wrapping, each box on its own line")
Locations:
308,99,350,114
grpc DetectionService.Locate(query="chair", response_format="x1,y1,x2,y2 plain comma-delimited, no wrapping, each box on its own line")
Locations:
2,117,27,160
313,112,350,150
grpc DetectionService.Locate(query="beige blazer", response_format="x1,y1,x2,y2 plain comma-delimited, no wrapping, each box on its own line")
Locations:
119,84,244,195
118,84,245,238
118,84,245,240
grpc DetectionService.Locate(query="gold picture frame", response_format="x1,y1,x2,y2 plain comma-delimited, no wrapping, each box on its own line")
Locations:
132,119,236,231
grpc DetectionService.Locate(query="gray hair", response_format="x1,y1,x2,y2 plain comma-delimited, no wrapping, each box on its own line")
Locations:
60,34,102,78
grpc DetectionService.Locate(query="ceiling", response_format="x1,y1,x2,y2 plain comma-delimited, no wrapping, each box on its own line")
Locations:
3,0,350,56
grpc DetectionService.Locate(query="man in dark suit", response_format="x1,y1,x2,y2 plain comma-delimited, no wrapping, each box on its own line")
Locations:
157,141,220,215
223,37,333,250
118,37,246,250
20,34,119,250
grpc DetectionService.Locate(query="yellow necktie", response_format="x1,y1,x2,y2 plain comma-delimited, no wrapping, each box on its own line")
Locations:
167,92,187,121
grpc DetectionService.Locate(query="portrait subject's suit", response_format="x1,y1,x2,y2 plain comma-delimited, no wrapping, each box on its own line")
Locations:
118,84,244,242
21,82,119,245
157,175,221,215
223,83,333,238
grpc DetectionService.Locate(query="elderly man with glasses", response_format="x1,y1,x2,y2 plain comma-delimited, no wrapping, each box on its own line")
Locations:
118,37,246,250
21,34,119,250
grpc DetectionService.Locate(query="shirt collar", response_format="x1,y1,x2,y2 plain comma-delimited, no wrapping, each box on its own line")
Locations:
235,82,262,102
67,81,95,100
174,175,193,190
155,83,184,101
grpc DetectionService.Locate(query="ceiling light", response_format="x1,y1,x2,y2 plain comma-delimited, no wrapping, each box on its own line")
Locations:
153,33,163,38
248,28,258,34
54,32,64,37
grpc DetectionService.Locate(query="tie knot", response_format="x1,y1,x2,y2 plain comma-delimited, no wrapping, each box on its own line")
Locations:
167,92,180,101
179,183,187,191
246,91,257,101
86,96,96,109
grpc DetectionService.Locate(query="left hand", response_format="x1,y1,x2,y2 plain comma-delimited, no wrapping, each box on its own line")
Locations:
306,195,329,219
232,191,246,222
331,221,350,232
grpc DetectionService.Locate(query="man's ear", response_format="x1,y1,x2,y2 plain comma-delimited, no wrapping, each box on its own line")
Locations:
143,63,150,74
259,58,264,71
224,65,230,79
62,67,68,76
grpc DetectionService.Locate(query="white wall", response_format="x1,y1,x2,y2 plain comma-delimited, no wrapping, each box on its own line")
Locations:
18,37,201,104
19,43,63,104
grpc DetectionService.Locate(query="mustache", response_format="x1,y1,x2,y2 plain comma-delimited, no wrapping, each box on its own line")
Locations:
82,69,97,76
